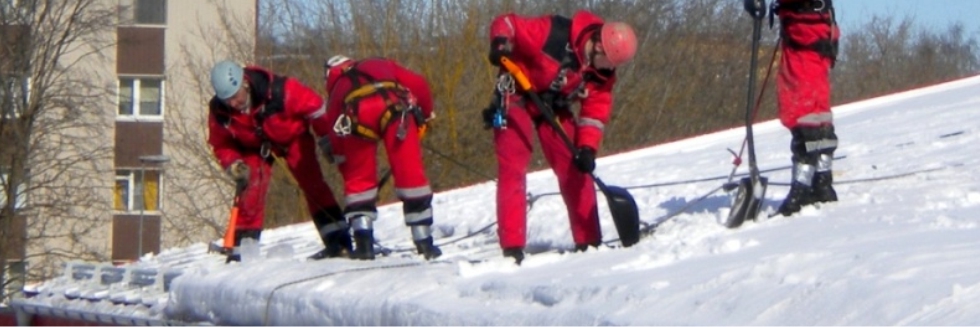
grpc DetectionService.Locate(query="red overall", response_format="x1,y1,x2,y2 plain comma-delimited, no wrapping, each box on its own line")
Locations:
489,10,618,249
207,66,340,231
319,58,435,226
776,0,839,128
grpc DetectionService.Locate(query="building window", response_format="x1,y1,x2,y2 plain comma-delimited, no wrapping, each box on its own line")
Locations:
119,0,166,25
0,75,29,120
114,169,161,212
118,77,163,119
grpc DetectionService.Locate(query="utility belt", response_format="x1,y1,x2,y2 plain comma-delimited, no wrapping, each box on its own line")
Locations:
333,81,427,141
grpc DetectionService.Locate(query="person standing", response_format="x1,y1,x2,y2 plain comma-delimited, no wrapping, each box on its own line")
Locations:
319,55,442,261
483,10,637,264
208,60,351,262
746,0,841,216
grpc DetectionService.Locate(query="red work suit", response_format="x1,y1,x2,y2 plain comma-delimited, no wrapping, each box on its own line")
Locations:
320,58,435,228
776,0,839,128
488,10,617,249
207,66,339,231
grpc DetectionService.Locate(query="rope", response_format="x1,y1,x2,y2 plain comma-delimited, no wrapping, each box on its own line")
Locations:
262,260,452,325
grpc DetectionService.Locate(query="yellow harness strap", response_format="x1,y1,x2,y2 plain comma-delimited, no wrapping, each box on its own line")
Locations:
343,82,425,141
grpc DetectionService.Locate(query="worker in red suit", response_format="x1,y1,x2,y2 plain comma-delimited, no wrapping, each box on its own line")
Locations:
319,55,441,261
208,60,350,262
483,10,637,264
746,0,840,216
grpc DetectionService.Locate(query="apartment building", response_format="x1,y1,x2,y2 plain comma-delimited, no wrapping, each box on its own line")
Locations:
1,0,256,293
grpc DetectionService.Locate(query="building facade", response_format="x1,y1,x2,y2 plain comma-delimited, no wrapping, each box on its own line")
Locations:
0,0,256,294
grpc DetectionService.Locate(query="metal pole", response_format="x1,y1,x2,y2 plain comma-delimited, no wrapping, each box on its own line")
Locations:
138,162,145,259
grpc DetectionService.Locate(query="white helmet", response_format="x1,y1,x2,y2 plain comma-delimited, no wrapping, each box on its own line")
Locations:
325,55,352,68
324,55,355,91
210,60,244,100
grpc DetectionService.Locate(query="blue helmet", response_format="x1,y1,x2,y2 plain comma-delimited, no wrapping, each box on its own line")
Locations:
210,60,244,100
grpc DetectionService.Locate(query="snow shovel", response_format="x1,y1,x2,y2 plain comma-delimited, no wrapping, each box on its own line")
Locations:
721,7,769,229
500,57,641,247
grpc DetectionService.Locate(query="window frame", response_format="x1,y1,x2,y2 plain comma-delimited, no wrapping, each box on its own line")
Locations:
116,76,165,121
113,168,163,214
118,0,167,26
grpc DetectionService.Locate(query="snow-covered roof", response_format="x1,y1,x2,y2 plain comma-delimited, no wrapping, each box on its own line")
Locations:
10,75,980,325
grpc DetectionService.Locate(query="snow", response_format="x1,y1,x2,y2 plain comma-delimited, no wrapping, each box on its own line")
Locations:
15,75,980,325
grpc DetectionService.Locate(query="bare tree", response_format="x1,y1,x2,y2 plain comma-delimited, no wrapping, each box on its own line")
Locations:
1,0,117,301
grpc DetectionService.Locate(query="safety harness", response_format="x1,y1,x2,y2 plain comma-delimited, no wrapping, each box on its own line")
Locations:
489,15,609,130
331,65,427,141
770,0,839,66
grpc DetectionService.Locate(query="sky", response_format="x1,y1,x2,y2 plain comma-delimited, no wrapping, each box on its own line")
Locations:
11,74,980,325
834,0,980,36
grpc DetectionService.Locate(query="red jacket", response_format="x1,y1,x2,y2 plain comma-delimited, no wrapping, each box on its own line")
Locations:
489,10,617,150
208,66,326,169
319,58,434,135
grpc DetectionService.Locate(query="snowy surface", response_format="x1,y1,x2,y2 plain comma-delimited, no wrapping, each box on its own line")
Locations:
15,75,980,325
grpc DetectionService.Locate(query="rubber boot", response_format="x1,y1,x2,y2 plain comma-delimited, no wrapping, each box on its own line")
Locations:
349,229,375,260
308,230,352,260
812,153,838,203
308,206,351,260
574,241,601,253
502,247,525,265
777,162,815,217
413,237,442,260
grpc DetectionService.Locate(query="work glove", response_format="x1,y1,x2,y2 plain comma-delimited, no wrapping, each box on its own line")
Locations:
481,106,497,129
316,136,335,163
743,0,767,19
227,160,249,192
487,37,512,67
572,147,597,174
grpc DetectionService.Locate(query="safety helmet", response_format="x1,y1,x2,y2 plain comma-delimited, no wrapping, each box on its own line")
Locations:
324,55,355,91
210,60,244,100
598,22,638,67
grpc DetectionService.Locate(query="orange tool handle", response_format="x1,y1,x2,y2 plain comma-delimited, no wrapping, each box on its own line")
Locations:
221,196,240,249
500,57,532,92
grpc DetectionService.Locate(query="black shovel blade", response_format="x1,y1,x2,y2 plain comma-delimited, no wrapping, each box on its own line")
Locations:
601,184,641,247
722,176,769,228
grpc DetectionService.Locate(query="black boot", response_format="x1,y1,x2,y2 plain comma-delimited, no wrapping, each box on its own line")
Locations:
308,230,352,260
502,247,525,265
776,181,814,217
812,151,838,203
309,206,351,260
812,171,837,203
413,237,442,260
574,241,601,252
350,229,375,260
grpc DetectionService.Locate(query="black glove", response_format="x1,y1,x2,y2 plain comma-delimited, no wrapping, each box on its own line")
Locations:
481,106,496,129
316,136,336,163
487,37,512,67
227,160,250,192
572,147,596,174
743,0,767,19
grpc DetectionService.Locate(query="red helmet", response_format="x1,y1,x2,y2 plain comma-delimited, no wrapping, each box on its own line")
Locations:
324,55,355,92
598,22,637,67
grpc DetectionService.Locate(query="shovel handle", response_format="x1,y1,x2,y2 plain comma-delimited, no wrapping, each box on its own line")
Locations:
222,195,240,249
